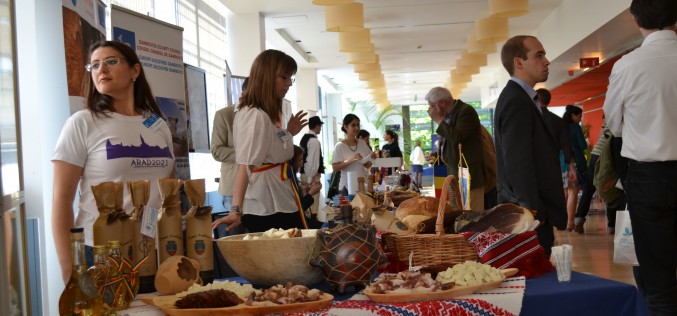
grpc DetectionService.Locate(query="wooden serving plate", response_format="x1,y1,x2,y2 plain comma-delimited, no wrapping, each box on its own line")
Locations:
363,268,518,303
146,292,334,316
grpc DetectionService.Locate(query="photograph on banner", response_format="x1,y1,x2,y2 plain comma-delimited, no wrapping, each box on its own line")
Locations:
184,64,209,153
157,96,190,180
62,0,106,114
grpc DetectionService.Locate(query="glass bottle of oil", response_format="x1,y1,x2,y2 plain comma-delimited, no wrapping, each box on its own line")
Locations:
107,240,132,310
58,227,103,315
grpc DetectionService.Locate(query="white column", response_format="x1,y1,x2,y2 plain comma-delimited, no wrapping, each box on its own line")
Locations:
225,12,265,77
15,0,70,314
295,68,319,112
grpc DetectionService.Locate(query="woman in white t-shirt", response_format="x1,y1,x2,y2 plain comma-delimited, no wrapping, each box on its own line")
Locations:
52,41,175,283
332,114,374,192
211,49,308,233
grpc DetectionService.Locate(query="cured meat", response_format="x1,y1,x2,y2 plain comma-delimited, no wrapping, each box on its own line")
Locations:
175,289,243,309
455,204,535,234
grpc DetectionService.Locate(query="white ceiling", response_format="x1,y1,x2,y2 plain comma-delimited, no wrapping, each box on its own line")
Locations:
220,0,642,106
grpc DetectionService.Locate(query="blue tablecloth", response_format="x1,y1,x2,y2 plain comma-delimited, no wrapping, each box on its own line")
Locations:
521,271,649,316
229,271,649,316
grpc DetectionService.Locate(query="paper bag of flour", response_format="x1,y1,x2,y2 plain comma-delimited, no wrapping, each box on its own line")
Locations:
128,180,157,294
184,179,214,285
157,179,184,264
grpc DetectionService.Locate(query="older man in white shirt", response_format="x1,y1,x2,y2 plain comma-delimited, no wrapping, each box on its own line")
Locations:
602,1,677,314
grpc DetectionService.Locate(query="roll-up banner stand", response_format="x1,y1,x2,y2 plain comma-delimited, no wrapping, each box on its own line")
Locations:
110,5,189,180
61,0,107,114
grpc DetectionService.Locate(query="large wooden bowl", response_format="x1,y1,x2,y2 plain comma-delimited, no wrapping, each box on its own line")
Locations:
215,230,323,286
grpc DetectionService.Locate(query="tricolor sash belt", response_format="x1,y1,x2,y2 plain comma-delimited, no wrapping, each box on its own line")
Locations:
253,162,308,229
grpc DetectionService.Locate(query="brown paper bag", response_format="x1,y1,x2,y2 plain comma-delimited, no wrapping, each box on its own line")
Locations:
157,179,184,264
109,182,134,272
184,179,214,285
128,180,157,294
92,182,122,247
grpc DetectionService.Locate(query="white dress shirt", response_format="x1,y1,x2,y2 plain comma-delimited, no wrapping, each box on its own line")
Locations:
304,130,322,180
603,30,677,162
410,145,426,165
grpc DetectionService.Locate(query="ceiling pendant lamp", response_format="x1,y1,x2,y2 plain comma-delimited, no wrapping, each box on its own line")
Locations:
450,69,471,83
467,34,496,55
367,78,386,88
460,51,487,68
325,2,364,32
489,0,529,18
339,28,372,52
359,71,384,81
369,86,387,94
476,16,509,44
456,59,479,76
313,0,354,6
354,58,381,73
347,51,377,64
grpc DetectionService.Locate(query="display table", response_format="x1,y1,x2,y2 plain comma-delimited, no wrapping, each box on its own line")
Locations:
521,271,649,316
121,271,649,316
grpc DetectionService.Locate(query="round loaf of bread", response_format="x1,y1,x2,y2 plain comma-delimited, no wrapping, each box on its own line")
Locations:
396,196,451,220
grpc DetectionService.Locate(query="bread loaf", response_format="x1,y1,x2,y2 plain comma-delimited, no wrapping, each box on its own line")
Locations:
396,196,451,220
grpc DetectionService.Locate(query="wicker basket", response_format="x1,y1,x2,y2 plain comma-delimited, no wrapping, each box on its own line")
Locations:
390,175,478,267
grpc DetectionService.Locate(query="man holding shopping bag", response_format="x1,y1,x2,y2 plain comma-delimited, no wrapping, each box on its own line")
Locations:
603,0,677,314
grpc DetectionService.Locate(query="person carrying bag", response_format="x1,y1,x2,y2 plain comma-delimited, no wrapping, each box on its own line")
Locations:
613,208,638,266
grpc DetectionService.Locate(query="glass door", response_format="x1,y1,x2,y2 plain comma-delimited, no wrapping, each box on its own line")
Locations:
1,0,30,314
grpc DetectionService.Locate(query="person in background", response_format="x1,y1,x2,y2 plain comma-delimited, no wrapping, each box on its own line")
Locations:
212,78,248,214
211,49,308,233
292,145,323,228
494,35,566,254
357,129,372,150
409,140,426,189
426,86,486,211
332,114,373,193
561,105,587,231
537,87,576,190
299,116,325,218
574,120,611,234
52,41,175,283
381,130,404,175
602,0,677,313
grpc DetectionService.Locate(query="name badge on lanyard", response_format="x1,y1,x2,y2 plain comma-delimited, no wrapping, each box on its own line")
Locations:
277,129,290,149
143,113,162,132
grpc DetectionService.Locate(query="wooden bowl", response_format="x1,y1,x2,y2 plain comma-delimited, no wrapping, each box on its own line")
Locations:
215,230,323,286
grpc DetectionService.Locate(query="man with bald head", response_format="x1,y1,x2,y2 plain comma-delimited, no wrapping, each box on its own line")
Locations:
493,36,566,254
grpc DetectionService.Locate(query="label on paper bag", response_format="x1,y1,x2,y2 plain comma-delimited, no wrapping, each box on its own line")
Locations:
141,205,158,238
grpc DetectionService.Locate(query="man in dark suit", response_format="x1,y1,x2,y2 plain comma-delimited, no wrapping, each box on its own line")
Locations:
494,36,566,254
426,86,485,211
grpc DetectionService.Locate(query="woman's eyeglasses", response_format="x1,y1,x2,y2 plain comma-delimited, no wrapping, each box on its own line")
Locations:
85,57,127,72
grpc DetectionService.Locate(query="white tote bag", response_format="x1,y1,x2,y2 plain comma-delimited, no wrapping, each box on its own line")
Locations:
613,210,639,266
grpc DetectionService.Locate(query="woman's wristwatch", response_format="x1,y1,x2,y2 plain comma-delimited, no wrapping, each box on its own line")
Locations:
230,205,243,216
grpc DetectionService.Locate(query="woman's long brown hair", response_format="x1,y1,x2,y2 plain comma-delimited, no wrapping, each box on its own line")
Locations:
237,49,297,124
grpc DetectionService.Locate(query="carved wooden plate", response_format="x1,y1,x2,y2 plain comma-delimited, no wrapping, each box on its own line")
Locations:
363,268,518,303
146,292,334,316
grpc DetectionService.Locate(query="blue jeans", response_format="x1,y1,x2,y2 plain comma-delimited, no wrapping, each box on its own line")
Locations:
625,159,677,316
